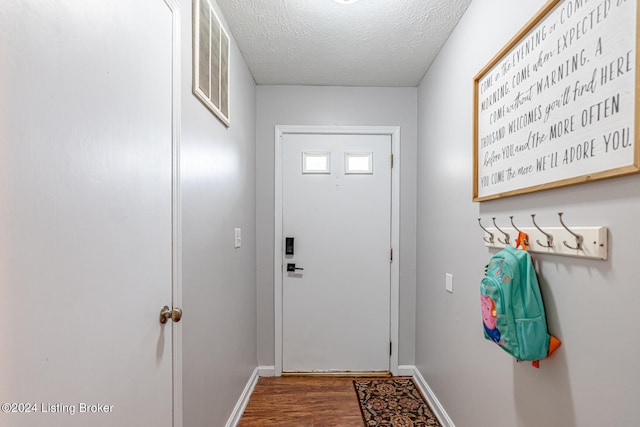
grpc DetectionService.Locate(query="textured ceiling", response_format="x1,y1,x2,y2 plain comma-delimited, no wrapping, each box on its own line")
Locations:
215,0,472,87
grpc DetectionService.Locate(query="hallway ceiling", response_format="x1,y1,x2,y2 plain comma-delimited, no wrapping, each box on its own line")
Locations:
215,0,472,87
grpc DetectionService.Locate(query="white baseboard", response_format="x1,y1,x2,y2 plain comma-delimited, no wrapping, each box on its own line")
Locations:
225,367,259,427
405,365,455,427
258,365,275,377
397,365,416,376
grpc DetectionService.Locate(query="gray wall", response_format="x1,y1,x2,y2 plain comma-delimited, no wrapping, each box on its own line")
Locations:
416,0,640,426
180,0,257,425
256,85,418,367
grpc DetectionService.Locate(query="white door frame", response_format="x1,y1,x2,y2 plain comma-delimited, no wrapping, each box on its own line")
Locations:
274,125,400,376
165,0,183,426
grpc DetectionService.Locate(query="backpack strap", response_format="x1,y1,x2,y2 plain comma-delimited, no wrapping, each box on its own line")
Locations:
516,232,562,368
516,230,536,267
515,231,530,251
515,231,544,368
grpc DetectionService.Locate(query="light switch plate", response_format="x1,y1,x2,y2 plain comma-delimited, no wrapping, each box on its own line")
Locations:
234,228,241,249
446,273,453,293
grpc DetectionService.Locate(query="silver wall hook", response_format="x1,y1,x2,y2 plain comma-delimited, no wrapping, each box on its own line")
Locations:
478,218,494,244
558,212,583,250
492,217,510,245
531,214,553,248
510,215,528,246
509,215,522,233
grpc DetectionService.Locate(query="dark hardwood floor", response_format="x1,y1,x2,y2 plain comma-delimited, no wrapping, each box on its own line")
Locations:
238,376,370,426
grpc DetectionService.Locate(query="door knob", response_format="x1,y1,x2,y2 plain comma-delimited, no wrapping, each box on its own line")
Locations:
160,305,183,324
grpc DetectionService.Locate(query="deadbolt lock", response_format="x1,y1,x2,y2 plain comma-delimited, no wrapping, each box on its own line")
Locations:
160,305,183,324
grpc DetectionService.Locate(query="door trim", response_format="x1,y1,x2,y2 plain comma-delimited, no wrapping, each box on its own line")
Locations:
164,0,183,426
274,125,401,376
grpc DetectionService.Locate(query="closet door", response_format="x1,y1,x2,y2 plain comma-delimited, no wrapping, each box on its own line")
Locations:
0,1,178,425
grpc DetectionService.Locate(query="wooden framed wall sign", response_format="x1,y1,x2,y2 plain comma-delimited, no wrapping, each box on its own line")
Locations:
473,0,640,201
193,0,230,127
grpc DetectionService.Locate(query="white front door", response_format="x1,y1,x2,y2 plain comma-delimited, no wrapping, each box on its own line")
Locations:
0,1,178,426
281,133,392,373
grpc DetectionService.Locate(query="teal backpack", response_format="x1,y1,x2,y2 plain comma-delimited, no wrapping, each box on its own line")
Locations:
480,244,559,364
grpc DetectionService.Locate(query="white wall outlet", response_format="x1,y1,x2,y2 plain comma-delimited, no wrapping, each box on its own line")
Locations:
446,273,453,293
234,228,241,249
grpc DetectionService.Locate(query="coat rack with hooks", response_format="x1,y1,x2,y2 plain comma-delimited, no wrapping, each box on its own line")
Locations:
478,213,608,260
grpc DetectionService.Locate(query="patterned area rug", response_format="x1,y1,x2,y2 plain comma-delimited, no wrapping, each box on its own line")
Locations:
353,378,441,427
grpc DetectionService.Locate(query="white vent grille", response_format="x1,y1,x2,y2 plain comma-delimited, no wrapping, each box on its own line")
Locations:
193,0,230,127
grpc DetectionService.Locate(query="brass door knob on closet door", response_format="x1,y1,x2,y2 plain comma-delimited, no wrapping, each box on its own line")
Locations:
160,305,182,324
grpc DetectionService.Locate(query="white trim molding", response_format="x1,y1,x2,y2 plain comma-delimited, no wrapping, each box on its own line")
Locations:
397,365,417,377
163,0,183,426
258,365,276,377
409,366,455,427
274,125,401,377
225,367,260,427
